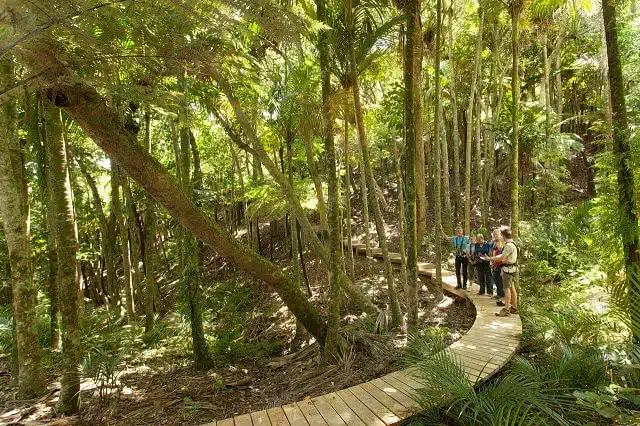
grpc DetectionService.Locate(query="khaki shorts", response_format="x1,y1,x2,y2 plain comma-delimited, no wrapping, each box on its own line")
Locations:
502,270,516,289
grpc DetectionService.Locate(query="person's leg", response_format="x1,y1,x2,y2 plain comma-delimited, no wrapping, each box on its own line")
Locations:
495,269,504,298
497,272,512,316
477,264,486,294
485,265,493,295
462,258,468,289
455,257,462,288
511,286,518,311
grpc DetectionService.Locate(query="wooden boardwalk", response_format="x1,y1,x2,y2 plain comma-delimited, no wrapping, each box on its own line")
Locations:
203,244,522,426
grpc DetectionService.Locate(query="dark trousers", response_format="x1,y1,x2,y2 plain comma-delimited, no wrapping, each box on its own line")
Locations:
476,262,492,294
455,256,468,289
493,268,504,297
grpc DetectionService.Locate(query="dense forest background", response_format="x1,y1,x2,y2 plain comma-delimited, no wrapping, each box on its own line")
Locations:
0,0,639,424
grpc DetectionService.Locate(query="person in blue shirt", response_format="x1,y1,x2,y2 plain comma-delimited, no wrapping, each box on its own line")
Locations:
448,226,469,289
474,233,493,295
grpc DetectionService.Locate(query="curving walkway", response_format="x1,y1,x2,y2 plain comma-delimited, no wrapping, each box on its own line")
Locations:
203,244,522,426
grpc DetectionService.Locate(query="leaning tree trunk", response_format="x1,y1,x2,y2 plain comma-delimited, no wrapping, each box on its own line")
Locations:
43,97,81,414
448,3,462,224
317,0,342,360
432,0,444,301
475,96,486,229
465,3,484,235
48,79,329,346
111,161,135,320
348,0,402,327
602,0,640,340
510,0,522,238
404,0,422,330
440,103,453,235
0,59,43,399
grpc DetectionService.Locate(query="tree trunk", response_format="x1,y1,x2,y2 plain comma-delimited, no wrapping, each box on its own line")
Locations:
465,3,484,235
404,0,422,330
432,0,444,301
186,130,214,369
510,1,522,238
0,59,44,399
142,109,157,334
31,91,60,349
602,0,640,339
48,80,329,345
287,126,304,341
440,104,452,235
392,137,408,295
359,147,371,257
448,4,462,225
343,104,355,280
542,30,552,148
302,124,329,233
415,11,426,247
475,96,486,229
348,0,402,327
43,97,81,414
317,0,342,360
122,177,142,310
111,161,135,320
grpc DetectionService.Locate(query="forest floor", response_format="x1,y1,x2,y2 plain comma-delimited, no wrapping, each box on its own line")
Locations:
0,188,477,426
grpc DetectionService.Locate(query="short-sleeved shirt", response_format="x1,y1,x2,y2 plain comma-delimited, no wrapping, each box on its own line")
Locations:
502,241,518,273
451,236,469,257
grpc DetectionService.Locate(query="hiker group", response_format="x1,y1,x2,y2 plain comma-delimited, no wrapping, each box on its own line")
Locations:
447,226,518,317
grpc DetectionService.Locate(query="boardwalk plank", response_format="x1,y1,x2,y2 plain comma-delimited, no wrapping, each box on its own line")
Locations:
360,381,409,416
282,403,310,426
311,396,347,426
251,410,272,425
348,385,401,424
335,388,386,426
380,374,418,399
371,378,420,410
320,393,366,426
296,399,328,426
235,414,253,426
267,407,291,426
217,419,234,426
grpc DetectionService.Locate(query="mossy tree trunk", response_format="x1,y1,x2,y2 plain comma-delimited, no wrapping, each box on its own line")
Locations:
142,110,156,334
317,0,342,360
448,4,462,225
404,0,422,330
432,0,444,301
343,105,355,280
602,0,640,339
43,96,81,414
0,59,44,399
510,0,522,238
465,3,484,235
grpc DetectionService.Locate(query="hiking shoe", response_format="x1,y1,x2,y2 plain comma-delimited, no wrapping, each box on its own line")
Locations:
496,300,506,307
495,308,511,317
509,307,519,314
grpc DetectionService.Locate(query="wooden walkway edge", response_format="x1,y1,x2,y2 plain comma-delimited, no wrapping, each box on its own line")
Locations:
202,243,522,426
